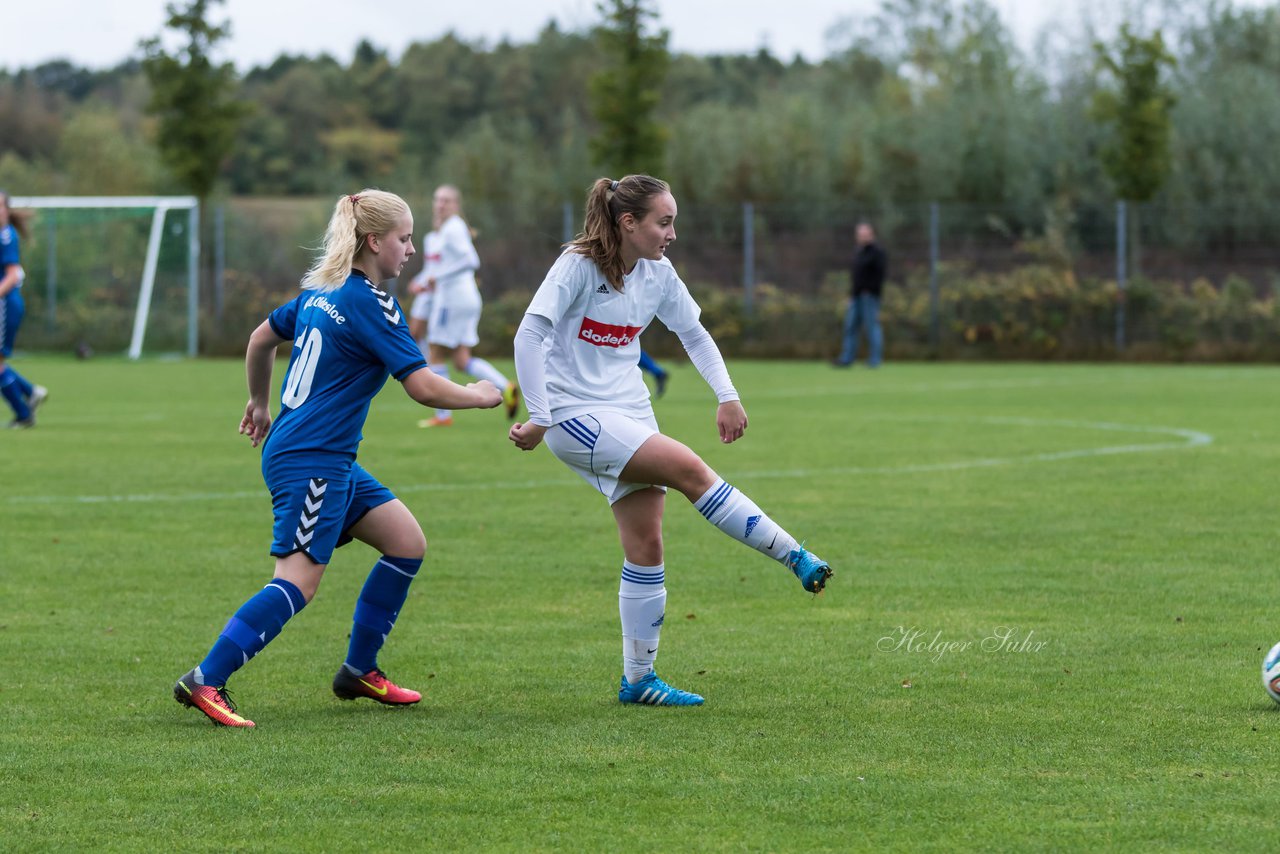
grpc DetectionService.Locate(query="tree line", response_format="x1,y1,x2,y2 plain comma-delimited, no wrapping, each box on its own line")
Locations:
1,0,1279,251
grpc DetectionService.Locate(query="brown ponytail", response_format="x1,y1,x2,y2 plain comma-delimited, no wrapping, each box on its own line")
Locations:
0,192,32,242
566,175,669,290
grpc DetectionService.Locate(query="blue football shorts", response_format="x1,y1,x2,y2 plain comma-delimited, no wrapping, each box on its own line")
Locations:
267,462,396,564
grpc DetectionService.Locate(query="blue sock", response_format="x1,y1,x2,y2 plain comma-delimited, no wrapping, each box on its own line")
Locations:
345,555,422,674
0,368,31,420
8,368,32,398
637,351,665,377
197,578,307,687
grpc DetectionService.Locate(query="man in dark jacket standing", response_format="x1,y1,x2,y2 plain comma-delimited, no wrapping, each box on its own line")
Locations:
834,221,887,368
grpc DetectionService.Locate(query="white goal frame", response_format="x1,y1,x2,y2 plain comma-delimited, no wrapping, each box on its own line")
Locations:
11,196,200,359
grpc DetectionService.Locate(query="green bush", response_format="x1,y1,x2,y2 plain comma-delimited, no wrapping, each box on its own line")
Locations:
175,261,1280,364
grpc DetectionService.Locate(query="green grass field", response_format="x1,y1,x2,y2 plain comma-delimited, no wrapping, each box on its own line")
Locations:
2,356,1277,851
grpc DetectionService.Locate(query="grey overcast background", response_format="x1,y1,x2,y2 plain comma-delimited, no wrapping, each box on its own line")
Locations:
9,0,1260,72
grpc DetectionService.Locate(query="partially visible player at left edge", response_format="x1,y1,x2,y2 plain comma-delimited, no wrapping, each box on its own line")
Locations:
174,189,501,728
0,191,49,429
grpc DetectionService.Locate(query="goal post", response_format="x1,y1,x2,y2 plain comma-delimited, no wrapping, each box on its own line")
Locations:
11,196,200,358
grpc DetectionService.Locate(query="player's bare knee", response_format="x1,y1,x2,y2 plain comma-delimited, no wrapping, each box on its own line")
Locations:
390,527,427,560
275,554,324,603
625,532,664,566
675,458,717,500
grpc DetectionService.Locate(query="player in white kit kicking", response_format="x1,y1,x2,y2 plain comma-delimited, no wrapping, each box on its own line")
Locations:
407,184,519,427
508,175,833,707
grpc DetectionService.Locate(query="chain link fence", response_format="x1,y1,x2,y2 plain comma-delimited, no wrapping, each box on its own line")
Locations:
13,196,1280,360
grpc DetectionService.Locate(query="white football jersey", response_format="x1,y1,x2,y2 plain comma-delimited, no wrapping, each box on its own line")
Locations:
526,251,701,423
422,215,481,312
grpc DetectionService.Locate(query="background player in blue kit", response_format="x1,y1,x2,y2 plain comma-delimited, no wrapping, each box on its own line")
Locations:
637,350,669,398
174,189,502,728
0,191,49,429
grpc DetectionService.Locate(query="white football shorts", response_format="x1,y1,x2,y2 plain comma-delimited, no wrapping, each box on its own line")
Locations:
409,291,434,322
426,300,481,348
544,410,666,504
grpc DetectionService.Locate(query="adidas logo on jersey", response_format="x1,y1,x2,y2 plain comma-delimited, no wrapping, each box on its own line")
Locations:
744,514,761,538
596,283,609,294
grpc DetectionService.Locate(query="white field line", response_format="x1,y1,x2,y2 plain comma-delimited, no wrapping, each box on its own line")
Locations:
7,417,1211,506
745,375,1090,399
376,375,1095,412
732,418,1212,482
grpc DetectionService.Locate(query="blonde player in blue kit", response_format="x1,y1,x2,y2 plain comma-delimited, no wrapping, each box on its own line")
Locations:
509,175,833,707
174,190,501,728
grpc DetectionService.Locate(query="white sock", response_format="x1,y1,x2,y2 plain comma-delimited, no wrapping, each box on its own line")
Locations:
428,363,451,419
619,561,665,683
693,478,798,564
465,356,509,388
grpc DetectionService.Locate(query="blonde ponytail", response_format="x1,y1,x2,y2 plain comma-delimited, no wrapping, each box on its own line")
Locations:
302,189,410,291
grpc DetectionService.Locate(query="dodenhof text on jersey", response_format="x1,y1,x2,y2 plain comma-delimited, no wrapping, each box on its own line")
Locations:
579,317,643,348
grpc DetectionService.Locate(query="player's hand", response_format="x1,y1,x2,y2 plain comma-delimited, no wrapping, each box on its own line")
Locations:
469,380,502,409
408,279,427,295
239,399,272,448
509,421,547,451
716,400,747,444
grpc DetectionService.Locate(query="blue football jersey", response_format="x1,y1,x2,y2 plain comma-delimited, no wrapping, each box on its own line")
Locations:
0,225,20,281
261,271,425,481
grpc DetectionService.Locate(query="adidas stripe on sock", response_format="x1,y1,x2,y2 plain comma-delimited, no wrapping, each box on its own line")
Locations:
619,561,665,684
694,478,798,563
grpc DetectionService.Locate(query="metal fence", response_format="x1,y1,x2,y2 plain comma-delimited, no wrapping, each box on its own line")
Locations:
12,197,1280,359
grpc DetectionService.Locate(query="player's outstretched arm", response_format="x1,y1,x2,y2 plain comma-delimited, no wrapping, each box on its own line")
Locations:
717,400,748,444
509,421,547,451
508,312,554,452
674,322,744,443
402,367,502,411
407,270,434,295
240,320,287,447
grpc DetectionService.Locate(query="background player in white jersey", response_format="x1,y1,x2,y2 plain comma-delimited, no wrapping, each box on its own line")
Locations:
508,175,833,707
173,190,501,728
407,184,519,427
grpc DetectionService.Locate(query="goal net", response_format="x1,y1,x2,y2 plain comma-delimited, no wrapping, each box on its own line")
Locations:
9,196,199,358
